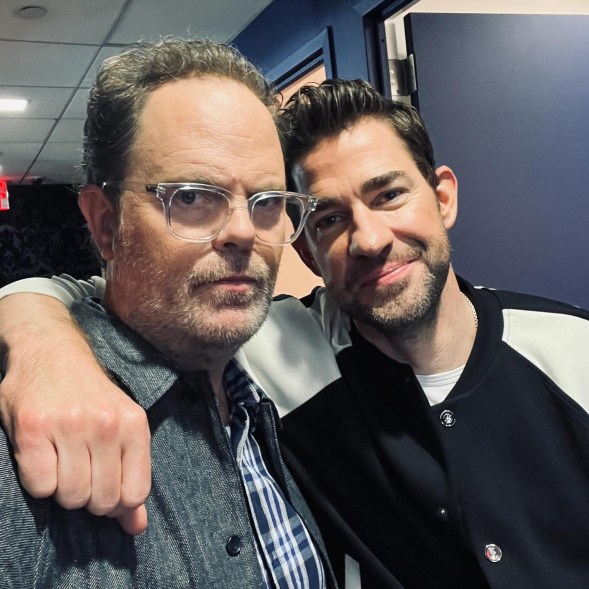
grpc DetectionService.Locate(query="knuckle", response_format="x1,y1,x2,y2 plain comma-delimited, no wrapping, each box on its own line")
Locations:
55,491,91,511
121,408,150,444
91,409,121,440
121,486,150,509
18,472,56,499
13,408,54,439
122,404,148,428
87,497,121,516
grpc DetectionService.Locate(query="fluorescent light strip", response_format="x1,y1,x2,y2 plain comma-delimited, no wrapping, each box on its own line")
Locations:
0,99,28,112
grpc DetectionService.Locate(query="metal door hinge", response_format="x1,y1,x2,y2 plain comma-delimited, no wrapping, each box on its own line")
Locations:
389,54,417,97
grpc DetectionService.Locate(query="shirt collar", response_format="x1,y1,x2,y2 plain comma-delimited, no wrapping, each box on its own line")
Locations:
70,298,184,409
224,358,266,426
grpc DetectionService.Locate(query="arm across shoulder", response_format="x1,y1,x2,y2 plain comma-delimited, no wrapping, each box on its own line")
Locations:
0,274,105,306
0,273,150,535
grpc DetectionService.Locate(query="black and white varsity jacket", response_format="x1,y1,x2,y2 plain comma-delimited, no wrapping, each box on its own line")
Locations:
243,277,589,589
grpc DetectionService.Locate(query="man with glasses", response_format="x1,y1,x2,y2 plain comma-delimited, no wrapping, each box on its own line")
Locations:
0,38,334,588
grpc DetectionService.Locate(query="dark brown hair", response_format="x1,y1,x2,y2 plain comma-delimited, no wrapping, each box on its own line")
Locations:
278,78,437,190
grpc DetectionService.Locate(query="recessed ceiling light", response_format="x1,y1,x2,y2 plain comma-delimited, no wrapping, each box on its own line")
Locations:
18,5,47,20
0,99,28,112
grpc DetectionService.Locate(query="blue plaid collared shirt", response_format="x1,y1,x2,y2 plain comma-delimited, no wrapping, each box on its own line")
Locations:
224,360,326,589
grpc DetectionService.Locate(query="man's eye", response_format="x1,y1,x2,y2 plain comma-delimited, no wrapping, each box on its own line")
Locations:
314,214,342,231
177,189,202,205
377,189,403,205
256,196,283,209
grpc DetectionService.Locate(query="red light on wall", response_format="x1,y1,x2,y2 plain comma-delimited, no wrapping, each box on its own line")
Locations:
0,180,9,211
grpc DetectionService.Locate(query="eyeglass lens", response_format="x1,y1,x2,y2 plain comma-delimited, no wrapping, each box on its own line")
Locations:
167,186,303,244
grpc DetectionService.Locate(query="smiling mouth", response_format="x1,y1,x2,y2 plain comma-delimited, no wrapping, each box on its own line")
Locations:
358,260,416,288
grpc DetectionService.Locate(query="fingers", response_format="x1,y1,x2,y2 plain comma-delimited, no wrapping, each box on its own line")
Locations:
13,428,58,498
55,437,92,508
85,402,151,519
116,505,148,535
7,379,152,534
119,407,151,512
83,408,124,515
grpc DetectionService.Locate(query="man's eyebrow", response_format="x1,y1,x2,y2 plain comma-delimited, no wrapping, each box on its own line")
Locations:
160,176,219,185
159,178,285,194
361,171,406,193
312,197,341,213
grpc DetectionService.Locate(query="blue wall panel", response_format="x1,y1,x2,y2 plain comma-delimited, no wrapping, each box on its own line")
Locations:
410,14,589,306
233,0,382,80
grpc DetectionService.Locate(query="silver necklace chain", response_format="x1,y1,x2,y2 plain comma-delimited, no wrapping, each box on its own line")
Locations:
462,293,479,329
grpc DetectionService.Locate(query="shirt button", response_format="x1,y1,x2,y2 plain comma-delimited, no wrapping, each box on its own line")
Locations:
485,543,503,563
439,409,456,427
226,535,243,556
436,507,449,520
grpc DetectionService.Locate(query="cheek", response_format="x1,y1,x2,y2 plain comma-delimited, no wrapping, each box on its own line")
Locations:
400,201,445,233
257,244,282,273
313,240,348,285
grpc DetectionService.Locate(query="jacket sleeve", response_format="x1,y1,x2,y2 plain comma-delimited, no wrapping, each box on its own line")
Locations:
0,273,105,307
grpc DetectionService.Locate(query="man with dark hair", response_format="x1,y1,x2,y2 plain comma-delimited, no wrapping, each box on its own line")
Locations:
0,39,334,588
2,78,589,588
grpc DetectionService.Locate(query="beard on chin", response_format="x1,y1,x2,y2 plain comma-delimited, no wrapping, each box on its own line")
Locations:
339,236,451,334
113,241,276,365
178,256,275,347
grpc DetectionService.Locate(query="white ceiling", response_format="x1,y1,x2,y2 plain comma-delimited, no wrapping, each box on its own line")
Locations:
0,0,273,185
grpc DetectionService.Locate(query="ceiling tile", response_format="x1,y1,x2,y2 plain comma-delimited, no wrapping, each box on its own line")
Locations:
0,0,276,184
37,142,84,165
0,87,75,119
108,0,272,44
0,142,43,180
81,46,127,88
0,119,55,142
30,143,85,185
49,119,86,143
62,89,91,119
0,0,125,44
0,41,99,87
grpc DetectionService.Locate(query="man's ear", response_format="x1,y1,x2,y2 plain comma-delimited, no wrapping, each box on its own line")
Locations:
292,234,321,277
434,165,459,230
78,185,118,261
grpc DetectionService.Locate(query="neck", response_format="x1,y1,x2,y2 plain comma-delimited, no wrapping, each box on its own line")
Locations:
355,271,477,375
208,371,231,425
151,342,236,426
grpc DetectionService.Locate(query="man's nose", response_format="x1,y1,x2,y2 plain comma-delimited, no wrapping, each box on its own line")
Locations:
212,204,256,251
348,209,393,258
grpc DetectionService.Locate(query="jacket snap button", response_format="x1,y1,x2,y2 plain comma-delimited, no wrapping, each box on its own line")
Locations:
436,507,449,520
439,409,456,427
485,543,502,562
226,535,243,556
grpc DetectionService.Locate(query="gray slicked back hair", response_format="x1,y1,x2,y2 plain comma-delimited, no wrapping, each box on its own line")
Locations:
83,38,276,191
278,78,437,191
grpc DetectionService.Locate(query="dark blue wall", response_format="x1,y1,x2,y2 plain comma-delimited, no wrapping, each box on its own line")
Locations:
233,0,386,80
409,14,589,307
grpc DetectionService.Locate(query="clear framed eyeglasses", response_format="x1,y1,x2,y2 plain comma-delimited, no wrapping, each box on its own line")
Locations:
102,182,318,245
